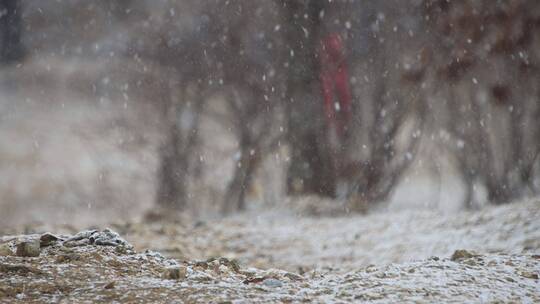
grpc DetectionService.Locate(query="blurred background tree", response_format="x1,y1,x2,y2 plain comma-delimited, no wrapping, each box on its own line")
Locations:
0,0,25,64
1,0,539,226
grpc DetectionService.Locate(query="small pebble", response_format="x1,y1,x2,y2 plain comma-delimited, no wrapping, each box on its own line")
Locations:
519,271,539,280
451,249,476,261
163,266,187,280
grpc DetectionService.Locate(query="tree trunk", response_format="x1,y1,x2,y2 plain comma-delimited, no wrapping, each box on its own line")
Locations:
281,0,338,197
155,84,203,210
0,0,24,64
156,121,188,210
222,146,260,214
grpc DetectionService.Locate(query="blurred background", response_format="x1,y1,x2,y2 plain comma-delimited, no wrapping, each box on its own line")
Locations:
1,0,540,229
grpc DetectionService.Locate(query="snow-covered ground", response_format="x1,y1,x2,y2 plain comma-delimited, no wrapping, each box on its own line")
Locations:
126,199,540,273
1,203,539,303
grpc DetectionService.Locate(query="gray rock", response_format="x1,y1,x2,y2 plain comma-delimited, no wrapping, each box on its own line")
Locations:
40,233,64,247
263,278,283,288
163,266,187,280
16,240,41,257
65,230,99,242
63,229,132,248
63,238,91,247
92,228,126,246
0,243,13,256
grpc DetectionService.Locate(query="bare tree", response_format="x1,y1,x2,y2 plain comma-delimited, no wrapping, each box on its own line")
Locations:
220,86,282,213
121,1,217,211
347,61,426,210
276,0,426,210
134,1,285,213
156,79,205,210
211,1,285,213
424,0,540,206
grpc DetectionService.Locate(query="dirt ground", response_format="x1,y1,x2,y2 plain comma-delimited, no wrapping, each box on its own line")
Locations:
1,199,539,303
